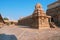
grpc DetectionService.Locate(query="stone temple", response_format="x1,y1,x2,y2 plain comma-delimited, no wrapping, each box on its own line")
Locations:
18,0,60,29
1,1,60,40
46,0,60,27
0,0,60,29
18,3,51,29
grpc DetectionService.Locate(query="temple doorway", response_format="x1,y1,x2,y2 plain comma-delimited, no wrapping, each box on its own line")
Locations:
51,18,54,22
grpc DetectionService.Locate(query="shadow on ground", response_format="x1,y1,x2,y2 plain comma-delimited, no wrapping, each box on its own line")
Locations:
0,34,17,40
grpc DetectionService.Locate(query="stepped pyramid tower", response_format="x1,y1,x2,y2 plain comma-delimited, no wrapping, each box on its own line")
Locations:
46,0,60,26
32,3,50,29
18,3,51,29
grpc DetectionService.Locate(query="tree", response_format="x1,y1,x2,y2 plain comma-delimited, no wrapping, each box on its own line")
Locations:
3,17,9,20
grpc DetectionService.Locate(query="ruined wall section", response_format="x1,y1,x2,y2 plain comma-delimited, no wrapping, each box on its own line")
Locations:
18,15,33,27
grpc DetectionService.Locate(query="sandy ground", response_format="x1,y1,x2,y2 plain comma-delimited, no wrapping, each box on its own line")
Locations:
0,25,60,40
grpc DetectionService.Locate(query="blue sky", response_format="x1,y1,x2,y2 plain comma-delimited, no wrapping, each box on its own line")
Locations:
0,0,57,20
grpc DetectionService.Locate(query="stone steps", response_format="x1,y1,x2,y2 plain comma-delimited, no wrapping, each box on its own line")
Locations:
50,22,58,28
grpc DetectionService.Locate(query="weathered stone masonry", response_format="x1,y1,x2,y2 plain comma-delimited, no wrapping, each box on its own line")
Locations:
18,3,50,29
46,0,60,26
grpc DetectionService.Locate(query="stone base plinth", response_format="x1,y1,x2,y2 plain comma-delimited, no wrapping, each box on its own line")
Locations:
39,27,50,30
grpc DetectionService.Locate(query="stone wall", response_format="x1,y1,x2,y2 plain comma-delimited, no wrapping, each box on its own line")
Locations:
18,15,34,28
0,14,4,23
46,0,60,26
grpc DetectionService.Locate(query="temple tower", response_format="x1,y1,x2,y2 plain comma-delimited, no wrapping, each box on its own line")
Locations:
46,0,60,26
32,3,50,29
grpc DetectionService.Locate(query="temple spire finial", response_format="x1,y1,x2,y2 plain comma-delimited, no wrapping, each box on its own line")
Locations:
35,3,42,9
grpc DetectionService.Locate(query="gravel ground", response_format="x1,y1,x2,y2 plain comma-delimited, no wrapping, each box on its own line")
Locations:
0,25,60,40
